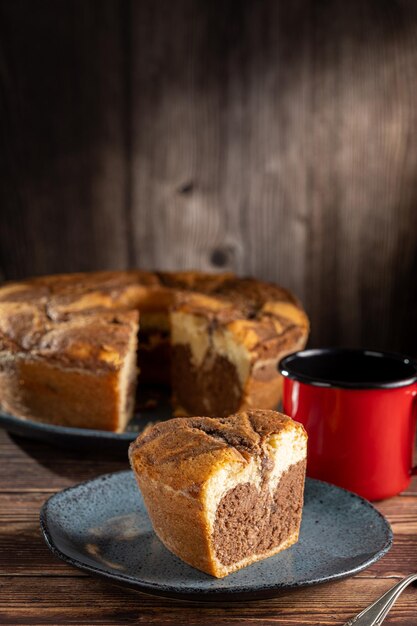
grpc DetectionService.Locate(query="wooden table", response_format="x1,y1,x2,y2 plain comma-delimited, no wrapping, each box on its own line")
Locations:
1,429,416,625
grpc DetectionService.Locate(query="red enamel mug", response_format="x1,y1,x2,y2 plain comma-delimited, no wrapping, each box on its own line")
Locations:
279,349,417,500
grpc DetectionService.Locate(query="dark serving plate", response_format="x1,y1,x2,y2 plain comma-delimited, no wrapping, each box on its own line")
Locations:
0,386,172,456
40,471,392,602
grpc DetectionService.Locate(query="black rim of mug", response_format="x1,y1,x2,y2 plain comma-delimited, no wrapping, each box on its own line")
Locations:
278,348,417,389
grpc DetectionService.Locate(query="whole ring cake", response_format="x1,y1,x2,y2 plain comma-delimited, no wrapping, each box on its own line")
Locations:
0,271,309,431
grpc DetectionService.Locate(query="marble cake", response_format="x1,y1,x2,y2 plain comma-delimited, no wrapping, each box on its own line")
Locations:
129,409,307,577
0,271,309,430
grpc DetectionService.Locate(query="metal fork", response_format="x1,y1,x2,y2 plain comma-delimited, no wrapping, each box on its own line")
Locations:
343,573,417,625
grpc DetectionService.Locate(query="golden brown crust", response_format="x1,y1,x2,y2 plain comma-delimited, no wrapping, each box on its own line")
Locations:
0,360,122,430
129,409,306,493
0,270,308,371
0,310,139,430
171,276,309,355
0,307,139,372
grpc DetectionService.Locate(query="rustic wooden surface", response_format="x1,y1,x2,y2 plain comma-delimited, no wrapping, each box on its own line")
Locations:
0,428,416,625
1,0,417,355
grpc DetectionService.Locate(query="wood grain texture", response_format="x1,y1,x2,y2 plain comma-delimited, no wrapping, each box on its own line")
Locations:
0,0,130,278
129,0,311,290
305,0,417,352
128,0,417,354
1,577,417,626
1,429,417,625
1,0,417,354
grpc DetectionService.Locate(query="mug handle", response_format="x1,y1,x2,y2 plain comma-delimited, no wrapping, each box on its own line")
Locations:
413,387,417,476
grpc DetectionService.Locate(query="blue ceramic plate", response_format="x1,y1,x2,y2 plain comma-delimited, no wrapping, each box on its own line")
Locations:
40,471,392,601
0,386,171,457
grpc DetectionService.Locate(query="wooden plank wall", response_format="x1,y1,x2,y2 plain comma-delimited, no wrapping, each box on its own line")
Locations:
1,0,417,353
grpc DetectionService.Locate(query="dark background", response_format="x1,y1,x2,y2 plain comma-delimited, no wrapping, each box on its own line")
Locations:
1,0,417,354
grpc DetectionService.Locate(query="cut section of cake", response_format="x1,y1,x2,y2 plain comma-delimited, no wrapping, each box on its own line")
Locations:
170,278,309,417
0,307,139,431
129,409,307,577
